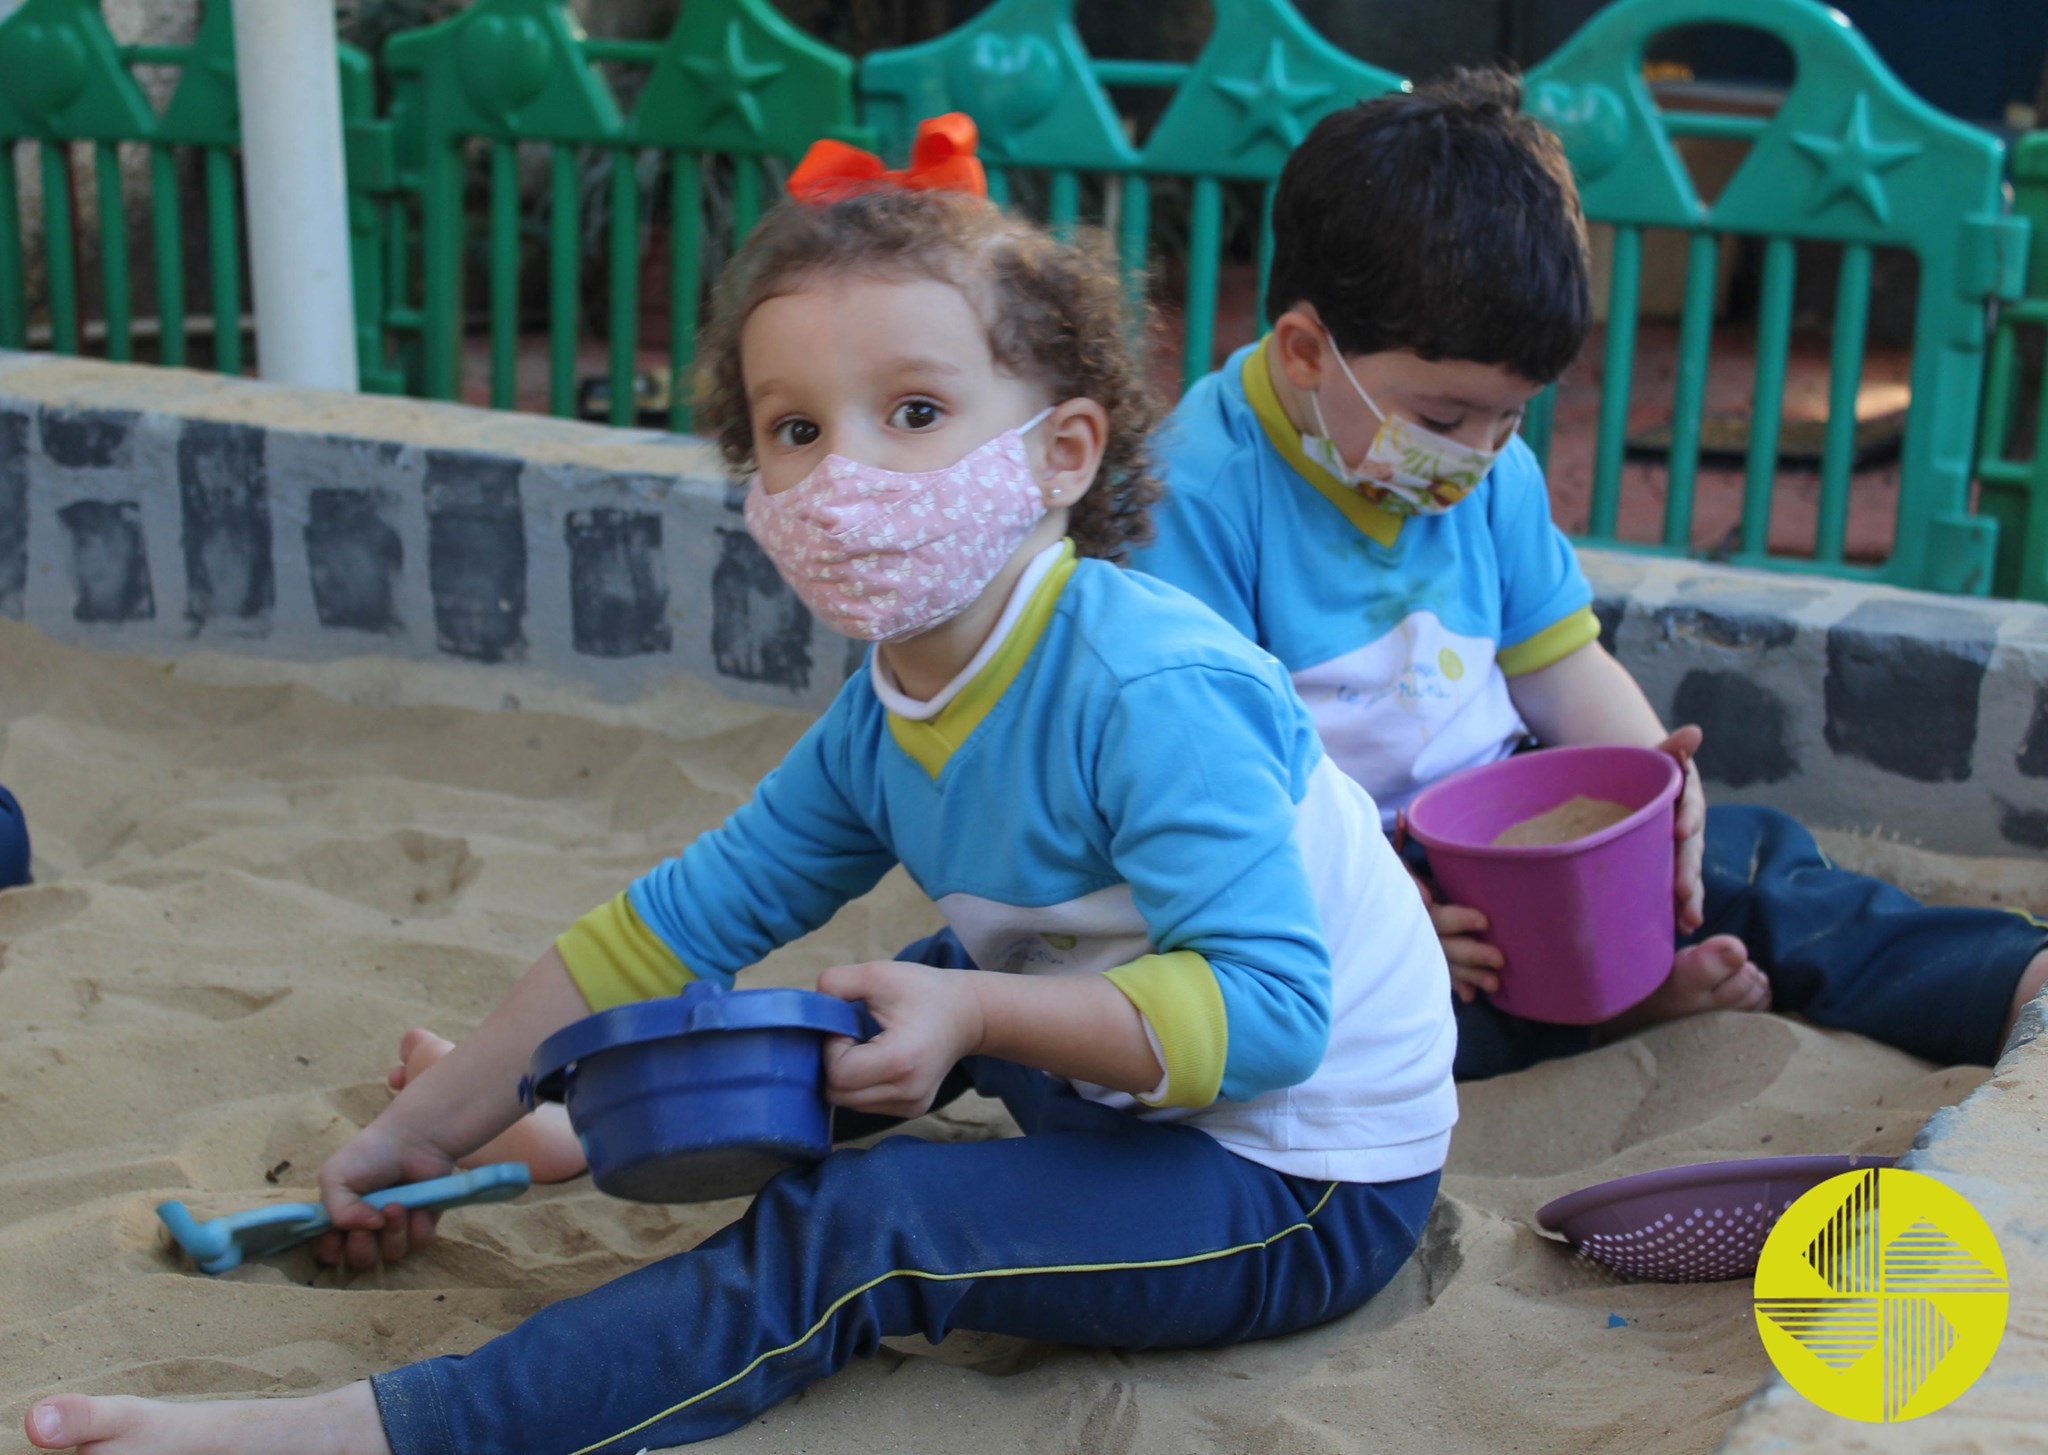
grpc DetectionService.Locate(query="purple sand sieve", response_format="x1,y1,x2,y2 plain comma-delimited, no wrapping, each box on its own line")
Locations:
1535,1154,1897,1283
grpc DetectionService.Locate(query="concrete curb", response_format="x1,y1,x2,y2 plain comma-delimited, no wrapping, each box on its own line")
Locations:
0,351,861,712
1584,552,2048,858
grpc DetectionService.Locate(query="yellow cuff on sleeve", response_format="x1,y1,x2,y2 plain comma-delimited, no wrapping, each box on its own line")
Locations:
556,891,696,1010
1102,951,1228,1109
1497,606,1601,677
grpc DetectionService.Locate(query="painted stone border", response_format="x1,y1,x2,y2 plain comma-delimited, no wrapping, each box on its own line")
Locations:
4,349,2048,862
1584,554,2048,859
0,350,867,711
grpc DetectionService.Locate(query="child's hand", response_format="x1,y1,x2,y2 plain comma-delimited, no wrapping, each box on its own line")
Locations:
1657,724,1708,934
817,960,985,1120
313,1123,458,1272
1409,870,1504,1004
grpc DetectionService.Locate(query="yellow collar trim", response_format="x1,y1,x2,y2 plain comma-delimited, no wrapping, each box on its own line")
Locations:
1242,336,1403,549
887,541,1079,778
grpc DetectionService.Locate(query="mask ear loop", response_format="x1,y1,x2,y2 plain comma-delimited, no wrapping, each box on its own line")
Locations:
1021,404,1064,501
1326,325,1523,460
1321,327,1391,431
1306,329,1392,482
1323,328,1517,480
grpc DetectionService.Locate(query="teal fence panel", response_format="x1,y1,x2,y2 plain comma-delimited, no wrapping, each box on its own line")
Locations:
859,0,1403,392
1977,132,2048,602
0,0,2036,603
622,0,865,430
1526,0,2028,595
0,0,170,360
379,0,860,428
0,0,399,388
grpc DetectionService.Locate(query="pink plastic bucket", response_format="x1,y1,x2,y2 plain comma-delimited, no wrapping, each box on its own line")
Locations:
1405,745,1681,1024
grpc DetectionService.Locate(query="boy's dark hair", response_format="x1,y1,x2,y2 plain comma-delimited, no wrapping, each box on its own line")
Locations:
1265,67,1592,384
697,189,1163,564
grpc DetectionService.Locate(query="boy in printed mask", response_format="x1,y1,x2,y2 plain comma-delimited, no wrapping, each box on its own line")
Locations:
1134,69,2047,1080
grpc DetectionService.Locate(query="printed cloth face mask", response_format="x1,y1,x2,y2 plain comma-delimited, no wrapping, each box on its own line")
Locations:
744,407,1054,642
1301,332,1511,516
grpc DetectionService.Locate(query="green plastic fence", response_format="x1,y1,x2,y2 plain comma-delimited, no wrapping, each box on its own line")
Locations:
0,0,155,360
1978,133,2048,602
381,0,860,428
1526,0,2026,594
861,0,1402,393
0,0,397,389
0,0,2035,599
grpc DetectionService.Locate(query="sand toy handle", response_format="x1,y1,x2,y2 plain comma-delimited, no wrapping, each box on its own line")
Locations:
157,1162,532,1274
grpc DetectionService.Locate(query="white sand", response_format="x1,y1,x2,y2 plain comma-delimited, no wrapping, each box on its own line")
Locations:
0,618,2027,1455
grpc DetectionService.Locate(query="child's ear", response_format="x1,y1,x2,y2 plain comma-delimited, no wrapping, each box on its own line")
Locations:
1036,398,1109,508
1270,304,1330,392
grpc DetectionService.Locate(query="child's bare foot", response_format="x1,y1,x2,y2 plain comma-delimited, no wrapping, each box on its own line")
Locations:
25,1383,389,1455
392,1028,589,1183
1600,934,1770,1038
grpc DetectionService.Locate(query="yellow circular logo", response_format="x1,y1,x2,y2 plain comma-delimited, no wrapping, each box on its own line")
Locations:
1754,1168,2007,1422
1437,647,1464,681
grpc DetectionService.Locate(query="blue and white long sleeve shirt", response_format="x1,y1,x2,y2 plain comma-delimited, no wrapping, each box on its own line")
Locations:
559,541,1456,1183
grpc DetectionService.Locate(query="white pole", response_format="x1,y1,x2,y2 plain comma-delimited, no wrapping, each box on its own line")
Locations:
231,0,358,390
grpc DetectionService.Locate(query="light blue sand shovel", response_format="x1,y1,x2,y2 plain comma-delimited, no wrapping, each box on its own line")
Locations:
157,1163,531,1274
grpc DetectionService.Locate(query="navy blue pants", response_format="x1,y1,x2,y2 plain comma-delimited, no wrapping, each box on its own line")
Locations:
370,1037,1439,1453
1442,805,2045,1080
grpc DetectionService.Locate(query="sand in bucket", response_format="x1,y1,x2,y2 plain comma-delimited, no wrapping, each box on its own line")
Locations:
1492,795,1633,848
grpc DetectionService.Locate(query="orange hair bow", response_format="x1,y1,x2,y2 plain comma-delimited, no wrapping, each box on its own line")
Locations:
787,112,987,204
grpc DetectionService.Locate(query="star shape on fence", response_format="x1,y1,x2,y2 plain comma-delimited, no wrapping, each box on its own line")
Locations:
682,19,786,138
1790,93,1919,226
1211,40,1332,156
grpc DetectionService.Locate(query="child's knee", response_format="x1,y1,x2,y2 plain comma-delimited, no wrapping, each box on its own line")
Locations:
752,1137,950,1249
1704,803,1809,856
1700,804,1825,902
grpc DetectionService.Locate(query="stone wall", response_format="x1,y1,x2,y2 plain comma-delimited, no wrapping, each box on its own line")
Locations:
1587,555,2048,858
0,350,862,709
4,349,2047,860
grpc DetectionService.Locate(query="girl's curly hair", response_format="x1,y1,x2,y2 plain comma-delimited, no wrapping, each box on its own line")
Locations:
695,188,1163,564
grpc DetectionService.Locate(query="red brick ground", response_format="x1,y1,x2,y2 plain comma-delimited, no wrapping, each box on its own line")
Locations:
1544,320,1908,565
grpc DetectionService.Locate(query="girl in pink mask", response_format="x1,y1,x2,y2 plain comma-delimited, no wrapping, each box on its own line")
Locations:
25,121,1454,1455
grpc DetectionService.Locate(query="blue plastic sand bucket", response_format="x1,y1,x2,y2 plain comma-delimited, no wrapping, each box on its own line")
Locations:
523,982,867,1203
0,785,29,890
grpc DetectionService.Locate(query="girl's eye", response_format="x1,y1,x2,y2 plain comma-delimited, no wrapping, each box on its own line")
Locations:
1420,416,1459,435
772,418,820,448
890,399,942,431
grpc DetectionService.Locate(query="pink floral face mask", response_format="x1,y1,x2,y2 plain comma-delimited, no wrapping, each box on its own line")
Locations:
744,408,1053,642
